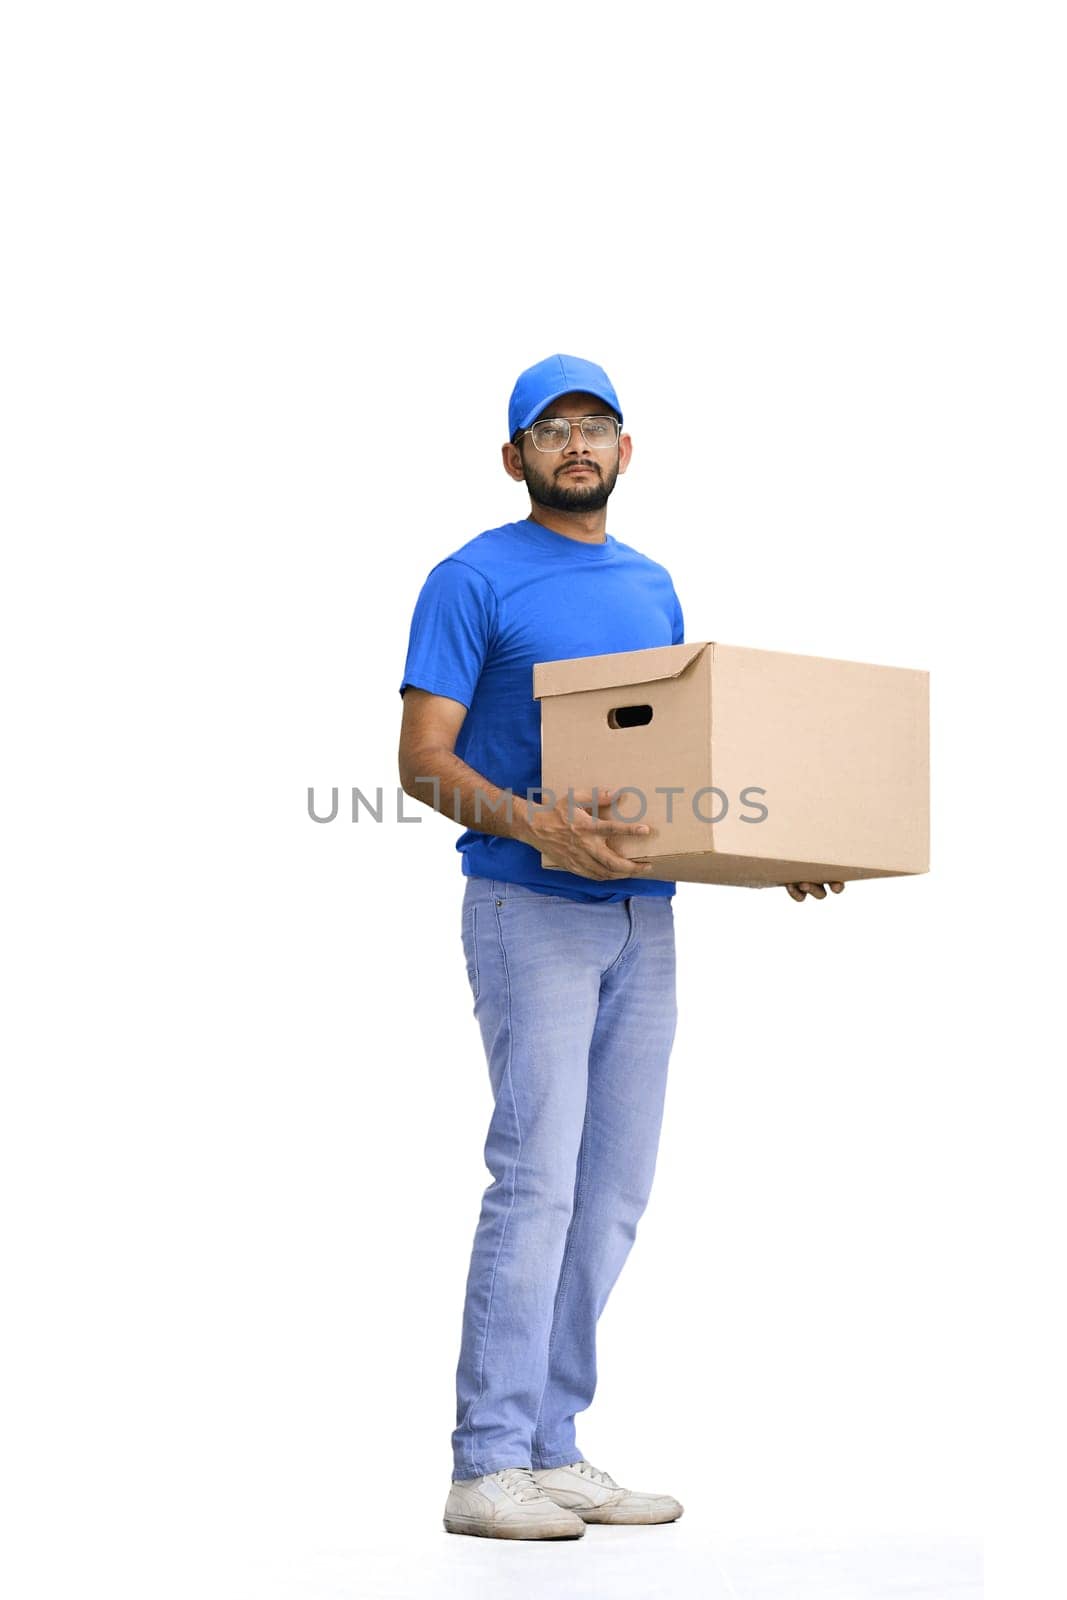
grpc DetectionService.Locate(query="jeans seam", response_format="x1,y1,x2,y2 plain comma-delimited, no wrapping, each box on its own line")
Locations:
532,1084,593,1461
601,898,637,978
462,902,481,1000
460,895,520,1480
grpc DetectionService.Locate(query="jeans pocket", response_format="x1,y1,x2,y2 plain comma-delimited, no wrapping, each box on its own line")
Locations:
500,883,573,904
461,903,480,1000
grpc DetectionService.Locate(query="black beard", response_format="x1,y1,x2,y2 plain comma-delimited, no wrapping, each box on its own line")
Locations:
523,459,618,513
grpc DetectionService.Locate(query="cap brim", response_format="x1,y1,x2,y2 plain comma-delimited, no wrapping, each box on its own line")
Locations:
514,387,623,435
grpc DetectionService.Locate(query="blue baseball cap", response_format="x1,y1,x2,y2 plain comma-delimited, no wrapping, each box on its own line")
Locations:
508,353,623,439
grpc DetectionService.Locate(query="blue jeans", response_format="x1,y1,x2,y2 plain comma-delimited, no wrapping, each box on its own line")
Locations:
451,875,678,1481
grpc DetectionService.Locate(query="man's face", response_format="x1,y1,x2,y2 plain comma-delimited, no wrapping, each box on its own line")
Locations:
509,391,629,513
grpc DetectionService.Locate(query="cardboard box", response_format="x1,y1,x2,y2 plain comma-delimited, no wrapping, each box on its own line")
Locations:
532,641,929,888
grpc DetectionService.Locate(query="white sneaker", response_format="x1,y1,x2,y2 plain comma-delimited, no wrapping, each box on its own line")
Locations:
444,1465,587,1539
532,1458,684,1524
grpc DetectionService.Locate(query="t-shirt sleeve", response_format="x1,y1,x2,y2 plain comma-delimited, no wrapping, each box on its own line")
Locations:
398,558,498,709
670,590,685,645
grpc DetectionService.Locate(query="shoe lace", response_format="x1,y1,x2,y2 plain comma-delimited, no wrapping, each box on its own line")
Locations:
494,1466,545,1502
572,1459,621,1490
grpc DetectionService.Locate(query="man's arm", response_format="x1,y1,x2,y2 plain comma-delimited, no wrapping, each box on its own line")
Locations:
398,687,533,843
397,687,654,881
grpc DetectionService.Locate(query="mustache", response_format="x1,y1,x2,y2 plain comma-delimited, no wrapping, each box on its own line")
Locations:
556,461,601,476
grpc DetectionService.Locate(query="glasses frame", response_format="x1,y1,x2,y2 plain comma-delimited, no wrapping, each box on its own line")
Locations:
516,415,622,453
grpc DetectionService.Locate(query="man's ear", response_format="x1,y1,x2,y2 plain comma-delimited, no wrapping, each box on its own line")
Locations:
616,430,633,475
501,441,526,482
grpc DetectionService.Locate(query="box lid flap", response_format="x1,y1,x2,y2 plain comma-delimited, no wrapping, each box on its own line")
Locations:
533,641,709,700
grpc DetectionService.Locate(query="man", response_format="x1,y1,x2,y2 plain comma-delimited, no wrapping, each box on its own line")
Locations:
397,354,843,1541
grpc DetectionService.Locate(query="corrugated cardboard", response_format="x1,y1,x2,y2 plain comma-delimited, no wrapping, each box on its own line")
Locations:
532,641,929,888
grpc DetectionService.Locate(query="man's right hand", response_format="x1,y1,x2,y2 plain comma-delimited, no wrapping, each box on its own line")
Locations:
522,787,655,881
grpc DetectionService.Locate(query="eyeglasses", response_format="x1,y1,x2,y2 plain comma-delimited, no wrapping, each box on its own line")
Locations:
517,415,621,453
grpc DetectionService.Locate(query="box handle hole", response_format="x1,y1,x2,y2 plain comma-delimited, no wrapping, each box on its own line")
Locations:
607,703,654,729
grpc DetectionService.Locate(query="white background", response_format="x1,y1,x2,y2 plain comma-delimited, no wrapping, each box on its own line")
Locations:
2,3,1063,1598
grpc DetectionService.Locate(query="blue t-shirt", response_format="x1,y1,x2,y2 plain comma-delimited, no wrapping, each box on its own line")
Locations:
398,517,685,903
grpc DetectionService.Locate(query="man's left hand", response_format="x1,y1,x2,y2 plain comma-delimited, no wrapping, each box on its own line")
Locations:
785,881,845,902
